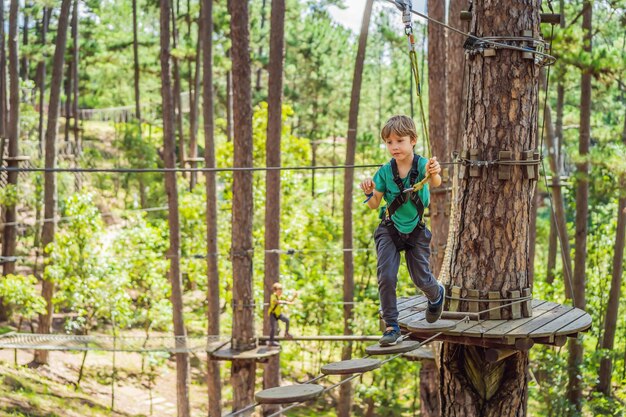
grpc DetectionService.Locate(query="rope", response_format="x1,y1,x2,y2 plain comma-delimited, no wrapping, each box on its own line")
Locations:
0,163,382,174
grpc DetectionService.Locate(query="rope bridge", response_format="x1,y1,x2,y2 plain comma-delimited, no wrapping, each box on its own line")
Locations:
0,333,225,353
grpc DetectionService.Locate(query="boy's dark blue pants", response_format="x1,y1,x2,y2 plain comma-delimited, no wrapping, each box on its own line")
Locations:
374,222,440,329
269,313,289,342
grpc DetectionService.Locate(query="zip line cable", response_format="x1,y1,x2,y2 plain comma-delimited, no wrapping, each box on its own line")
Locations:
381,0,557,66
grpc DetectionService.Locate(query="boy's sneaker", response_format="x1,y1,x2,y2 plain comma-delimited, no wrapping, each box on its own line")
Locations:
285,332,294,340
268,341,280,347
379,327,401,346
426,283,445,323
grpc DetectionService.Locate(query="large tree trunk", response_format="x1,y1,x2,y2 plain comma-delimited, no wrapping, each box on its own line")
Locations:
597,107,626,395
37,7,50,157
188,31,201,190
20,3,29,81
71,0,81,190
132,0,141,121
229,0,256,413
34,0,72,366
420,359,440,417
171,4,185,172
0,0,6,139
567,1,592,412
339,2,373,416
2,0,21,283
159,1,191,415
201,0,222,415
261,0,285,415
226,48,233,142
440,2,540,415
427,0,448,280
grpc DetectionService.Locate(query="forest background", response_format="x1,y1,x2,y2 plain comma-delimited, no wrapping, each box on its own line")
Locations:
0,0,625,416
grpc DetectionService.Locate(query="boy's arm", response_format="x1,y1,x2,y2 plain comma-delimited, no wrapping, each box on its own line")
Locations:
426,157,442,188
360,177,384,210
366,190,384,209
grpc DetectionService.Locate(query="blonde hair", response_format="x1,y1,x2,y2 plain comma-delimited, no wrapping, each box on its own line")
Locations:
272,283,283,292
380,115,418,142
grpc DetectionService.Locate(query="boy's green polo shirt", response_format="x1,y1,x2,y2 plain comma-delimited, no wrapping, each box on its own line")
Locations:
373,155,430,234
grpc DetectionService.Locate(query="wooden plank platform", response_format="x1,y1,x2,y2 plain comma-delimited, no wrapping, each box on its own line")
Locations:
398,295,591,349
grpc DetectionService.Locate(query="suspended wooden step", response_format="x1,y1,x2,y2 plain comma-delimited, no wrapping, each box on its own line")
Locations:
321,358,381,375
403,346,436,361
255,384,325,404
406,316,458,332
365,339,422,355
398,295,592,350
211,343,280,362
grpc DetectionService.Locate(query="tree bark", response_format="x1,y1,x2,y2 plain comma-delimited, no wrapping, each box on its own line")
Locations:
262,0,285,415
159,1,191,415
71,0,80,190
597,108,626,396
20,3,29,81
0,0,6,139
132,0,141,121
339,2,373,416
420,359,441,417
428,0,448,279
34,0,72,366
201,0,222,414
226,47,233,142
2,0,21,282
188,29,201,190
229,0,256,413
567,1,592,411
440,2,540,415
37,7,50,157
171,4,185,170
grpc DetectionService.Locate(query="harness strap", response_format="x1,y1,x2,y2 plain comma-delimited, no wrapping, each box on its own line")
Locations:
386,155,425,222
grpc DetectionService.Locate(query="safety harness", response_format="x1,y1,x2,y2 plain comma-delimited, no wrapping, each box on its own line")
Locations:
382,154,426,251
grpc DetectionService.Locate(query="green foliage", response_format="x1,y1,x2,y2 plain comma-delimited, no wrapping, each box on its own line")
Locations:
0,184,18,207
0,274,47,321
46,193,133,333
110,212,171,333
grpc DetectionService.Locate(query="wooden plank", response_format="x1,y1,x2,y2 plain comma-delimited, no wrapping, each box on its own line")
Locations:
460,299,547,338
521,288,532,317
481,301,560,338
552,312,592,336
508,290,522,319
449,286,461,312
488,291,501,320
467,289,480,315
502,304,575,339
527,308,588,339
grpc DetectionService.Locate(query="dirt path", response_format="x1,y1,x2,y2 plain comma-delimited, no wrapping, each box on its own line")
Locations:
0,348,209,417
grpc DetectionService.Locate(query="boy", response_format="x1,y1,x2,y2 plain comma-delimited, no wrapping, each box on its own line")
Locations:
268,283,298,347
360,115,445,346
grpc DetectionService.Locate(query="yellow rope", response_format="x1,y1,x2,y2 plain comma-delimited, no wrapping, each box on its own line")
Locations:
409,46,431,158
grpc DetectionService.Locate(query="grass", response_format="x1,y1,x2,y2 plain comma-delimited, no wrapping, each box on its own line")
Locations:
0,362,137,417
